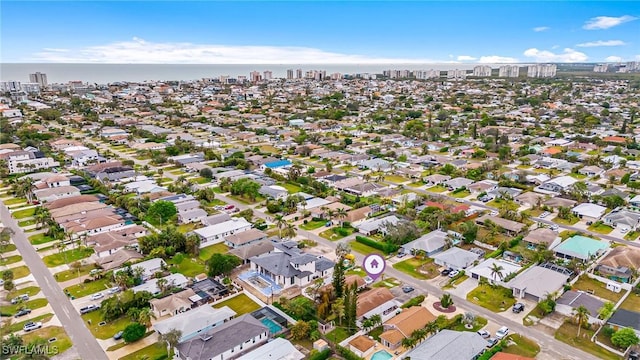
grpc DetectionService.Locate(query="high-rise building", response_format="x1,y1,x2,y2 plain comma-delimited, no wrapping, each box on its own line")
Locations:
249,71,262,82
286,69,294,79
21,83,41,94
29,72,48,87
415,69,440,79
296,69,303,79
447,69,466,79
472,66,492,77
593,64,608,73
263,70,273,80
527,64,556,78
330,73,342,80
0,81,22,92
498,65,520,78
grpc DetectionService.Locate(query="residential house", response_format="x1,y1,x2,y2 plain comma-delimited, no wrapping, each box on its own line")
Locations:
432,247,481,270
475,215,526,235
596,246,640,283
95,249,143,271
230,240,275,264
468,180,498,195
536,176,577,194
132,273,189,296
515,192,546,208
236,337,304,360
553,235,609,262
399,229,450,256
443,177,474,191
356,215,400,236
347,336,376,358
174,314,269,360
154,305,237,343
579,166,604,177
379,306,436,350
603,208,640,231
201,213,232,226
468,259,521,284
556,290,604,324
178,208,208,224
523,228,560,249
404,329,488,360
149,288,197,318
544,197,577,209
571,203,607,221
607,309,640,338
259,185,289,201
249,241,334,289
114,258,166,281
508,265,570,302
89,225,146,257
224,229,268,249
356,287,400,323
346,206,372,225
260,159,292,172
422,174,451,186
192,217,253,247
33,186,81,202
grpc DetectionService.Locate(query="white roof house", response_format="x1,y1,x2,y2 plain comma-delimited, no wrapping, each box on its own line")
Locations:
131,273,189,295
508,266,570,302
114,258,166,281
236,337,304,360
468,259,521,284
432,247,480,270
400,229,449,256
192,217,253,247
356,215,400,235
153,305,237,343
572,203,607,219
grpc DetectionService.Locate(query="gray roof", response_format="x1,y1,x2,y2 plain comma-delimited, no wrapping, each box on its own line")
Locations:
153,305,236,338
201,213,232,226
176,314,268,360
608,309,640,331
401,230,448,253
432,247,480,269
557,290,604,317
508,266,569,299
405,329,487,360
250,250,334,278
230,240,274,260
603,208,640,228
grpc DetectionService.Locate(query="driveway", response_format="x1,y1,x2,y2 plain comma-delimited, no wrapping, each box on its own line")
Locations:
446,277,478,299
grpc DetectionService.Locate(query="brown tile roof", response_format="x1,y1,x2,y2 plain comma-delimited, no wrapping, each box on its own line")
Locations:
224,229,267,246
356,288,395,317
491,353,535,360
379,307,436,346
347,206,372,223
599,246,640,269
45,195,100,210
348,335,375,352
523,228,557,246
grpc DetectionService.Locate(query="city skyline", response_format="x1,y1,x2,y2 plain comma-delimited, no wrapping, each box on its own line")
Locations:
1,1,639,64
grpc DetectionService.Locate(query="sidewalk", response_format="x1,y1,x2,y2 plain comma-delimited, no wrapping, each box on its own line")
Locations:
107,332,160,360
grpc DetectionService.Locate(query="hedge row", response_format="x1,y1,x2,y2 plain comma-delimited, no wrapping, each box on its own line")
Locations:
355,236,399,254
308,349,332,360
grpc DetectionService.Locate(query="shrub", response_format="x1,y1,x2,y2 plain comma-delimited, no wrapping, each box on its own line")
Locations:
122,323,146,343
401,295,425,308
603,326,615,338
308,349,332,360
355,236,398,255
335,227,349,236
336,346,362,360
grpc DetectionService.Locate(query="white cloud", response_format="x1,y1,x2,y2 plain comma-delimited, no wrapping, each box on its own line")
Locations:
478,55,519,63
30,37,439,64
533,26,550,32
605,56,623,62
457,55,477,61
583,15,637,30
523,48,588,62
576,40,626,47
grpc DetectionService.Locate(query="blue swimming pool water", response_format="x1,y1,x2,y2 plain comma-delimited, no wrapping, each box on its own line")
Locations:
371,350,393,360
261,318,283,334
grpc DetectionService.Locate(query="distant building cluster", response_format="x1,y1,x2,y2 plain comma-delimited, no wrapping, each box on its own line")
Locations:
593,64,609,73
527,64,557,78
498,65,520,78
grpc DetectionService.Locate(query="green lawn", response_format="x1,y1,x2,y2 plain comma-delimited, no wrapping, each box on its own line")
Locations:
624,230,640,241
64,277,112,298
43,247,94,267
213,294,261,315
12,207,36,219
18,219,37,227
502,334,540,357
450,190,471,198
393,257,439,280
346,267,367,277
169,257,206,277
228,195,265,205
2,298,48,316
426,185,448,193
28,233,56,245
54,264,99,282
408,182,425,188
192,177,211,184
2,197,27,205
7,314,53,333
587,223,614,234
300,219,328,230
466,284,516,312
349,240,381,255
620,292,640,311
0,244,16,253
10,265,30,280
555,321,620,360
553,216,580,226
373,277,400,288
119,342,167,360
572,275,624,303
278,182,302,194
7,286,41,300
384,175,409,184
199,243,229,261
0,255,22,266
82,312,131,339
319,226,355,241
22,326,73,355
448,316,488,332
327,327,351,344
177,222,199,234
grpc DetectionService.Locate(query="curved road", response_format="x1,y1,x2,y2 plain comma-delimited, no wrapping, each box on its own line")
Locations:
0,204,108,360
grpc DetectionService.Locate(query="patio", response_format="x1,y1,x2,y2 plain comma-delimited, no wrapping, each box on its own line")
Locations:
238,270,283,296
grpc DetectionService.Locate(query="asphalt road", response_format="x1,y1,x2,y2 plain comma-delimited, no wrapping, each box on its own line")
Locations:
0,204,108,360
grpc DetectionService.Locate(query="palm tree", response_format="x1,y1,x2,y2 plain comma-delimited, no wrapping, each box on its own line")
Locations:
157,278,169,295
401,336,417,349
336,207,348,227
0,227,13,260
573,305,589,337
489,263,505,283
274,215,286,238
332,298,345,325
137,307,156,327
281,223,297,240
325,209,336,224
159,328,183,357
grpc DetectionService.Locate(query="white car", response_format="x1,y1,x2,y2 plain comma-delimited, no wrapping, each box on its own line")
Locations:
495,326,509,339
448,270,460,278
107,287,121,295
539,211,550,218
364,276,373,285
23,321,42,332
456,198,465,203
621,227,629,234
90,292,104,301
490,211,499,216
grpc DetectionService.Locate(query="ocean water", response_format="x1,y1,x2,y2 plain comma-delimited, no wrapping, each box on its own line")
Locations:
1,63,491,84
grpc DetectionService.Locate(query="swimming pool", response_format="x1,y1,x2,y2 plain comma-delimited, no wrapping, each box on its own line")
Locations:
371,350,393,360
261,318,283,334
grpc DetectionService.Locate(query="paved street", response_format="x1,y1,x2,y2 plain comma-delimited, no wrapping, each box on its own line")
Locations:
0,204,108,360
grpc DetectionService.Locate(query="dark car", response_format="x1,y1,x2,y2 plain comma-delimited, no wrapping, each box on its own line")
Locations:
441,268,451,276
512,303,525,313
629,351,639,360
80,304,100,314
14,308,31,318
402,286,415,293
113,331,124,340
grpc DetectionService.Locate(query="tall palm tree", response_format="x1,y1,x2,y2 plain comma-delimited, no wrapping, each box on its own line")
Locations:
274,215,286,238
489,263,505,283
336,207,348,227
281,223,297,240
573,305,589,337
137,307,156,327
325,209,336,224
332,298,345,326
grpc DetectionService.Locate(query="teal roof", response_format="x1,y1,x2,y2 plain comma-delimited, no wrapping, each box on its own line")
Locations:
553,235,609,260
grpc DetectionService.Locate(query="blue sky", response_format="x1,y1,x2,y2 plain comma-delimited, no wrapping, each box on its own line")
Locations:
1,1,639,63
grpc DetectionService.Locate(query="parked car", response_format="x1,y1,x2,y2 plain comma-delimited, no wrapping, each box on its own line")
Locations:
90,292,104,301
628,350,639,360
23,321,42,332
456,198,465,203
107,287,121,295
11,294,29,305
364,276,373,285
486,338,499,348
586,221,593,225
621,227,629,234
550,224,559,231
14,308,31,318
495,326,509,339
512,303,525,313
402,286,415,293
539,211,550,218
80,304,100,314
490,211,499,216
397,252,407,258
479,196,489,202
448,270,460,278
477,330,490,339
113,331,124,340
441,268,451,276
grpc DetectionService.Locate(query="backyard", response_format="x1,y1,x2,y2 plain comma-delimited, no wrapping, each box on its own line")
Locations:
572,275,625,303
278,182,302,194
555,321,620,360
43,248,94,267
466,284,516,312
199,243,229,261
393,257,440,280
212,294,261,315
168,257,206,277
327,327,350,344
